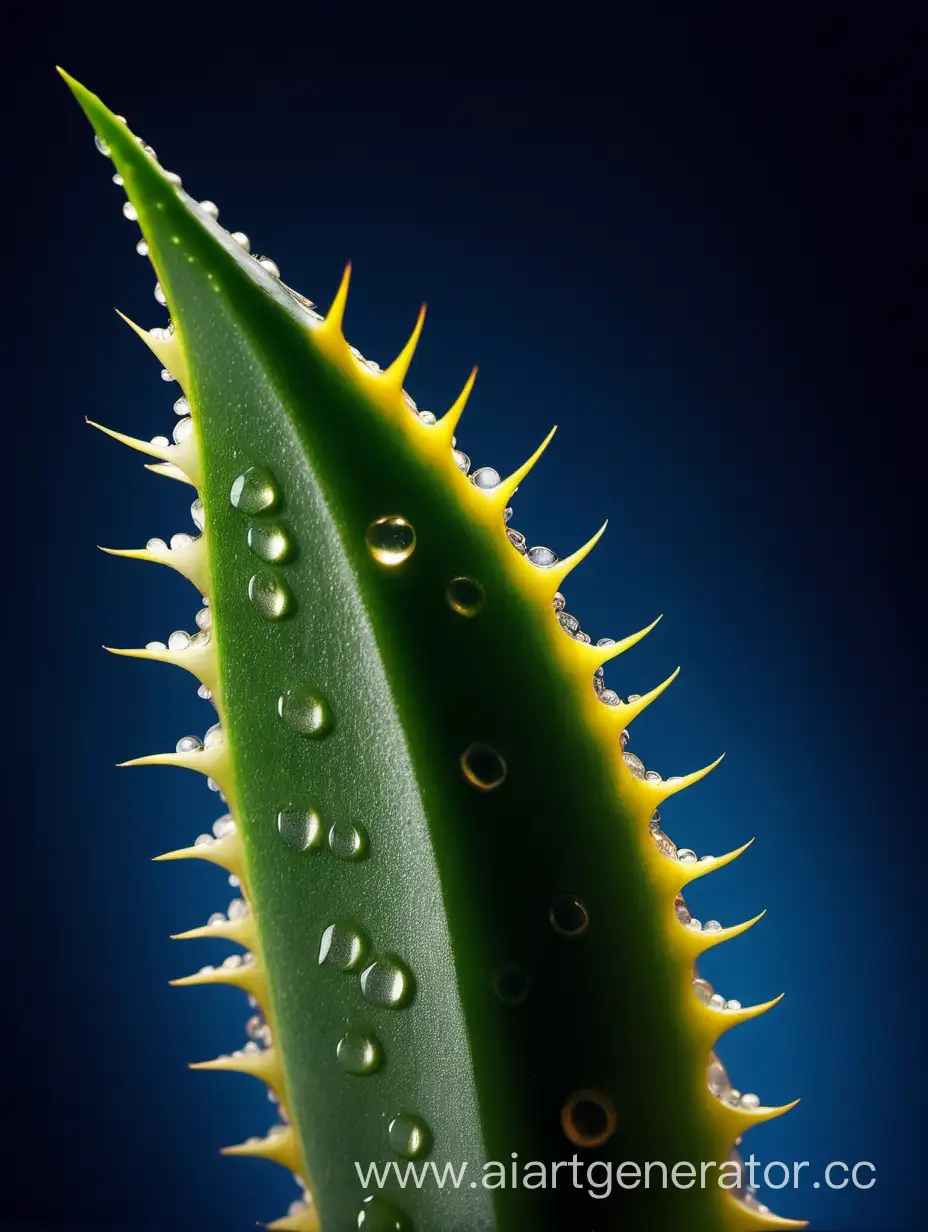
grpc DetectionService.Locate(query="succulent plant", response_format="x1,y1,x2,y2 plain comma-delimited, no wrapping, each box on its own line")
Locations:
62,69,803,1232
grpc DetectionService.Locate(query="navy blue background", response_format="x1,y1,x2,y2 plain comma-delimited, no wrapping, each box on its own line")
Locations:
7,9,921,1231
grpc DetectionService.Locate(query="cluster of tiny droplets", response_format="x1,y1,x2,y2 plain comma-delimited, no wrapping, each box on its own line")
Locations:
707,1051,764,1116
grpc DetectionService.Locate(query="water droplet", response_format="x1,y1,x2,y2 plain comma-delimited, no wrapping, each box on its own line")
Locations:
336,1028,382,1076
199,199,219,219
154,282,167,306
122,201,138,221
168,630,190,651
557,610,580,634
549,895,590,939
365,516,416,566
173,416,193,444
278,685,332,737
360,955,414,1009
136,238,149,256
94,134,111,157
453,449,471,474
493,965,532,1005
357,1194,411,1230
146,537,167,552
328,822,368,861
160,368,176,381
740,1092,760,1110
231,231,251,250
445,577,485,617
258,257,280,277
170,533,194,551
230,466,280,515
561,1090,616,1148
319,923,367,971
388,1113,431,1159
460,743,507,791
677,848,697,864
277,809,323,852
248,571,294,620
213,814,236,839
176,735,203,753
527,545,558,568
623,751,646,778
247,522,295,564
471,466,500,489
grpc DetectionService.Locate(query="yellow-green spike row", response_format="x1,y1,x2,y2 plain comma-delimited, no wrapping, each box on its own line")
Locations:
63,69,802,1230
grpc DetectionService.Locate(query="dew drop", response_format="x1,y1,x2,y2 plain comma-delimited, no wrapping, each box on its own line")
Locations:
328,822,368,861
199,199,219,219
277,808,323,852
278,685,332,737
248,571,294,620
230,466,280,515
445,576,486,617
231,231,251,250
549,895,590,939
623,751,646,778
136,238,149,256
357,1194,411,1230
561,1090,616,1148
471,466,500,490
94,134,111,157
122,201,138,221
247,522,295,564
173,416,193,444
388,1113,431,1159
360,955,414,1009
527,545,558,568
259,257,281,278
319,923,367,972
460,743,507,791
365,516,416,566
336,1028,382,1076
493,965,532,1005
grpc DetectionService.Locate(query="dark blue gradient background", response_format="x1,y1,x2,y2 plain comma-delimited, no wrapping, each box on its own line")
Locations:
6,10,921,1232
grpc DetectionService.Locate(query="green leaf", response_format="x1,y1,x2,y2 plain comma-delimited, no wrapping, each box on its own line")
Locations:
61,70,801,1232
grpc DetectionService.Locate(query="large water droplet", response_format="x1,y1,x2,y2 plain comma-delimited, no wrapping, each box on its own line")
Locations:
357,1195,411,1230
460,743,507,791
560,1090,616,1148
278,685,332,737
493,965,532,1005
319,923,367,972
230,466,280,514
247,522,295,564
328,822,368,861
277,809,323,852
360,955,414,1009
549,895,590,938
248,571,294,620
365,516,416,566
388,1113,431,1159
445,577,486,617
336,1028,382,1076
